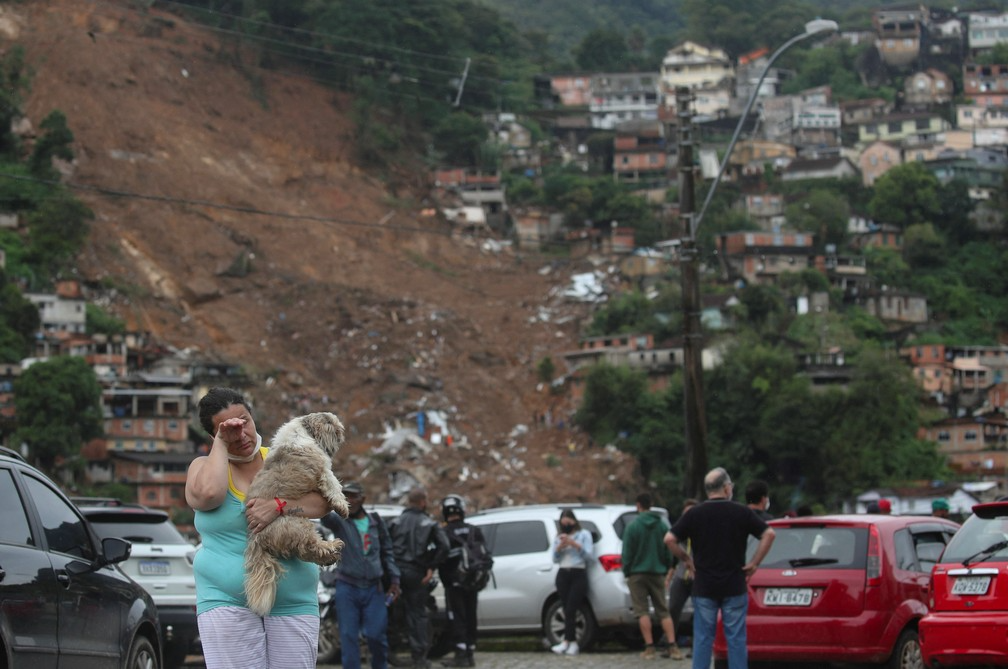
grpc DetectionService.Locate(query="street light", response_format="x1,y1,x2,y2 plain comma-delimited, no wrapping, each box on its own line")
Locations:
677,18,839,499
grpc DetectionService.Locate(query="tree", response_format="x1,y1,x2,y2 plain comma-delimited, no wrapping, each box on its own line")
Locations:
24,192,94,280
0,268,40,362
13,356,103,474
574,364,649,446
29,110,75,179
574,29,631,71
868,163,942,230
784,189,850,251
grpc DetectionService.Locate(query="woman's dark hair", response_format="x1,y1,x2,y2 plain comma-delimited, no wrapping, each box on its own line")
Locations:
558,508,581,531
197,387,252,435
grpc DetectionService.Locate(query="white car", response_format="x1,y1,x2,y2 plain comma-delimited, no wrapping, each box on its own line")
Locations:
466,503,671,649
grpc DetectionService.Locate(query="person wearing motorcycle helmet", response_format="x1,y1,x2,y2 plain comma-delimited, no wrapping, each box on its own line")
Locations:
442,494,466,521
438,494,491,667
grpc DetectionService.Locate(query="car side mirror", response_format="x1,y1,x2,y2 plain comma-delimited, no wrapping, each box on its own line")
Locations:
101,537,133,565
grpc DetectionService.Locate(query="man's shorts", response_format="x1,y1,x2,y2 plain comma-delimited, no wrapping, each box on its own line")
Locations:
628,572,670,618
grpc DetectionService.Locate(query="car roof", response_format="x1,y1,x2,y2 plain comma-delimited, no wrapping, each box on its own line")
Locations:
470,503,644,518
769,514,959,529
75,499,171,522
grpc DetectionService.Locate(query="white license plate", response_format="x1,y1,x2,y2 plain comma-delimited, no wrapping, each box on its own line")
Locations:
139,560,171,576
763,587,813,606
952,575,991,595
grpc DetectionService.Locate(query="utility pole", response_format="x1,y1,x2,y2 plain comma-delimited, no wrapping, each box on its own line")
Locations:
676,86,708,500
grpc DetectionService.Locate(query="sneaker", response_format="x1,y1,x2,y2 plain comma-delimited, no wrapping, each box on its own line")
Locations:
640,645,656,660
665,646,685,661
550,641,569,655
564,641,580,656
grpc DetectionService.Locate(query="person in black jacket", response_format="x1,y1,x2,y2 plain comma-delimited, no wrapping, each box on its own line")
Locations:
437,494,489,668
320,481,400,669
389,487,450,669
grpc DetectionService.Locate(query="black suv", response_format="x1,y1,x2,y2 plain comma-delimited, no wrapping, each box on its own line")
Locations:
75,499,198,669
0,447,162,668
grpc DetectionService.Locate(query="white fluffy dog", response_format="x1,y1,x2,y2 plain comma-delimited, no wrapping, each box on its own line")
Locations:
244,411,350,616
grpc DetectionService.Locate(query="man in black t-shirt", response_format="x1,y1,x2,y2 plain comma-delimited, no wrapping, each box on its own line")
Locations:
665,467,775,669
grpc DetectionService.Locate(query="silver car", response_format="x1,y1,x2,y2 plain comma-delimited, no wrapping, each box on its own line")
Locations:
466,503,670,649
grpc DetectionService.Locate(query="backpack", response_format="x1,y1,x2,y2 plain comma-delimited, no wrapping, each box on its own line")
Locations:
451,526,493,592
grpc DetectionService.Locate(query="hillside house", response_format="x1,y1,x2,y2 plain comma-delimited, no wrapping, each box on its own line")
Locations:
514,209,563,252
544,74,593,107
901,342,948,395
660,42,733,91
728,139,796,179
840,98,892,126
733,47,783,113
561,333,682,403
717,230,815,284
782,156,858,181
859,140,903,185
743,193,786,231
921,410,1008,475
874,5,924,68
861,290,929,324
816,251,870,300
612,120,669,187
793,105,842,148
856,112,950,146
968,12,1008,56
850,222,903,251
0,364,18,434
589,72,660,130
903,68,953,107
963,61,1008,105
25,280,86,334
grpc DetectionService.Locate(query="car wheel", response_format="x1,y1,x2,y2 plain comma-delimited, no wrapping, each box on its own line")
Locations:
317,617,340,665
889,628,923,669
542,598,597,650
126,634,158,669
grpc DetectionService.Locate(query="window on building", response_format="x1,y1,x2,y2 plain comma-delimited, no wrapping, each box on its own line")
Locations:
937,431,950,441
965,430,978,441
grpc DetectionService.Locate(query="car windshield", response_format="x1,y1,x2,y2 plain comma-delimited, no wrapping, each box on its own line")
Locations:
749,526,868,569
939,514,1008,564
87,518,189,545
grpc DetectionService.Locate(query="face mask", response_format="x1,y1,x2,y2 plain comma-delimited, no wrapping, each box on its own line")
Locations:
561,523,575,533
228,433,262,463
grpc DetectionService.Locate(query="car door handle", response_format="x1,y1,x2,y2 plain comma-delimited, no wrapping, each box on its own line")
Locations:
56,572,71,587
0,568,5,583
538,565,554,573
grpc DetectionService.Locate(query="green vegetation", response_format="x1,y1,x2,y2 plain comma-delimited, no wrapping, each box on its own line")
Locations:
13,356,104,475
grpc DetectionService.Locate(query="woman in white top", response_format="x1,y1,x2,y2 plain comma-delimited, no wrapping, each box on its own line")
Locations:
550,509,594,656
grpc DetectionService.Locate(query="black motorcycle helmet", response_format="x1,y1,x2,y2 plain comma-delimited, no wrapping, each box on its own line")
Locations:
442,494,465,520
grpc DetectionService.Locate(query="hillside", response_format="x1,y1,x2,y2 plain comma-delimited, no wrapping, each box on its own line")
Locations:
9,0,645,509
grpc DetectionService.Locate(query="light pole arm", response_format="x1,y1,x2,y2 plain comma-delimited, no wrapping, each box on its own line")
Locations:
692,23,836,237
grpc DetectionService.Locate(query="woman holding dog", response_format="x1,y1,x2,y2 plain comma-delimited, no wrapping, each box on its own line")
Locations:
186,387,336,669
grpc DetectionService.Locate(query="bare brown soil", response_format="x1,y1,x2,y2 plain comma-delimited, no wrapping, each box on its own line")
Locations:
10,0,646,509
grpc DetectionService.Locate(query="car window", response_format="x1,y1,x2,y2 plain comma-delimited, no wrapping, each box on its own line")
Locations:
911,530,948,572
894,529,918,571
23,474,95,560
485,520,549,556
87,518,188,544
0,469,34,547
940,514,1008,563
754,526,867,569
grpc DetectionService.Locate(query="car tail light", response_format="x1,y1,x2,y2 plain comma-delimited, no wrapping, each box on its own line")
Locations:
598,554,622,572
866,524,881,587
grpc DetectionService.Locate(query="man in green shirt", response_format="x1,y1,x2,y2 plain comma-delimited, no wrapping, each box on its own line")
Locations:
622,492,684,660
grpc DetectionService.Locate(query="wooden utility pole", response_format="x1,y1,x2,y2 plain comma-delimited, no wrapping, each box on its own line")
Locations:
676,86,708,500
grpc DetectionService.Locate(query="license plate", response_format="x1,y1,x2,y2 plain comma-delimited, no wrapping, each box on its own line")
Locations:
763,587,813,606
138,560,171,576
952,575,991,595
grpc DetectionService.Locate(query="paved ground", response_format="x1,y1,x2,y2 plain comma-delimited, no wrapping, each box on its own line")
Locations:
366,650,694,668
187,644,697,668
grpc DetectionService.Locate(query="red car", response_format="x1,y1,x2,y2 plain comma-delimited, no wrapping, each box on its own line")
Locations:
713,514,959,669
920,500,1008,667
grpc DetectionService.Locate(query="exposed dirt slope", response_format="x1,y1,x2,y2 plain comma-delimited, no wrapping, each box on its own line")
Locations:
11,0,645,508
